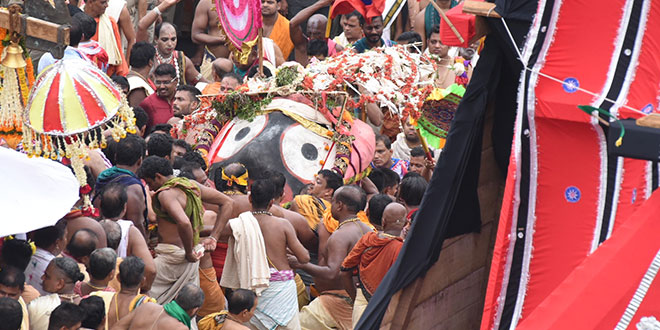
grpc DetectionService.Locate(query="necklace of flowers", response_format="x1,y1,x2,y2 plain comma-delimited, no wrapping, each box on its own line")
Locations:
156,50,181,82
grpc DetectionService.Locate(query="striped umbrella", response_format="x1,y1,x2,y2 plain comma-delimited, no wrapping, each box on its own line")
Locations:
22,58,136,215
24,58,125,136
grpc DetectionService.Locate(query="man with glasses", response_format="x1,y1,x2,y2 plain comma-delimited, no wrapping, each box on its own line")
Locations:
139,63,178,133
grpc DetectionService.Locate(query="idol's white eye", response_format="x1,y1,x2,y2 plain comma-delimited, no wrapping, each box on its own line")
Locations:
280,123,336,183
210,116,268,162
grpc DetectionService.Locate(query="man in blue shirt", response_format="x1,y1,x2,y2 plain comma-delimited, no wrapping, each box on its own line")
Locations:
352,16,396,53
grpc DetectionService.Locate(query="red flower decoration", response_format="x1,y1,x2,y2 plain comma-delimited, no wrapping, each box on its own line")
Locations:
79,184,92,195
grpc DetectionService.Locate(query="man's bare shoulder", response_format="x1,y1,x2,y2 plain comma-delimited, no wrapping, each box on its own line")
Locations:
157,187,185,200
134,301,162,313
223,319,250,330
159,317,190,330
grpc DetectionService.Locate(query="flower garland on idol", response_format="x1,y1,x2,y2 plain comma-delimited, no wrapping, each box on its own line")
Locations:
176,46,438,181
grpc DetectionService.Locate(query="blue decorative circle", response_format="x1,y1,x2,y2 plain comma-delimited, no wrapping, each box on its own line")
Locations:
562,78,579,93
642,104,654,115
565,186,581,203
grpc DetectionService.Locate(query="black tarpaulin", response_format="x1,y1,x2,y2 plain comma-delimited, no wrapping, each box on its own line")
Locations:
354,13,534,329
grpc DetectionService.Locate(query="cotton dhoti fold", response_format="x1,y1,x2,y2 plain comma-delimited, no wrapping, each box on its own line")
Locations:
198,266,226,318
200,47,216,82
295,274,309,310
351,290,368,329
299,290,353,330
249,274,300,330
151,243,200,304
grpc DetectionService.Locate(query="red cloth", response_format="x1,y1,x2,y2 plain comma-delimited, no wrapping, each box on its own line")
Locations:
210,242,228,281
517,191,660,330
439,3,475,48
330,0,385,21
91,16,128,76
341,231,403,295
78,40,109,72
139,93,173,132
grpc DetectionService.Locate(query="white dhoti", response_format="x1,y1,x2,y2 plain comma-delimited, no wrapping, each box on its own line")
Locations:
151,243,200,304
249,273,300,330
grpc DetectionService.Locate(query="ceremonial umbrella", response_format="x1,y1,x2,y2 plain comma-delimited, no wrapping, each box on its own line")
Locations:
0,146,78,236
215,0,262,65
22,58,136,215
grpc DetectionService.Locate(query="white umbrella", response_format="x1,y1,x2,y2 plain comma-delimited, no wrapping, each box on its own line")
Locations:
0,147,79,236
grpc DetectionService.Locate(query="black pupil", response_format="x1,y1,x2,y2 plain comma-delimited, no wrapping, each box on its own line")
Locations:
235,127,250,141
301,143,318,161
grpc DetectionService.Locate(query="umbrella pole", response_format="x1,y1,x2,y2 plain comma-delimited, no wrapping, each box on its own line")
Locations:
416,127,434,161
258,28,264,77
430,0,465,44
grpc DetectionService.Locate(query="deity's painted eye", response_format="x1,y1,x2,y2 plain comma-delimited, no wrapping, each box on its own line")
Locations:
210,116,268,161
280,123,336,182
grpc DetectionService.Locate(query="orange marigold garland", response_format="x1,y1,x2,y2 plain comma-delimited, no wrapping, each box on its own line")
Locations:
0,27,35,148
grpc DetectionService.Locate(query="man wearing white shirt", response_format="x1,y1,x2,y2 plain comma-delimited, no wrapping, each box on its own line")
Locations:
24,220,68,296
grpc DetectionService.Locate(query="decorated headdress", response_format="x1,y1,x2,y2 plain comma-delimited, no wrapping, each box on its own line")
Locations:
214,0,263,66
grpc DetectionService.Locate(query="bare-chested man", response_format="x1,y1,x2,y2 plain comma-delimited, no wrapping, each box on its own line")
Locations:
413,0,451,48
95,256,155,329
191,0,229,59
265,170,317,251
289,0,343,65
226,179,309,329
198,289,258,330
137,156,234,304
293,185,372,330
206,163,253,282
112,283,204,329
94,134,148,237
264,170,317,308
99,182,156,291
262,0,294,59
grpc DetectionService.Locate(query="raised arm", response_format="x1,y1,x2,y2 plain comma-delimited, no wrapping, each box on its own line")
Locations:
137,0,147,21
119,5,136,59
191,0,226,46
289,0,332,29
290,25,308,65
137,0,180,42
198,184,234,250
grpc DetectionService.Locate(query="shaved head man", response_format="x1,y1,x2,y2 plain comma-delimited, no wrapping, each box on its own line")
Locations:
307,14,328,40
340,202,405,327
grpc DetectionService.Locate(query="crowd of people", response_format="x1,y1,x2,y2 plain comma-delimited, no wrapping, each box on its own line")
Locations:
0,0,478,328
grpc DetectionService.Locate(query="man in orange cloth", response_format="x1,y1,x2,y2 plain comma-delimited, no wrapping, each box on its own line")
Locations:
84,0,129,76
262,0,294,59
340,202,406,327
293,185,374,330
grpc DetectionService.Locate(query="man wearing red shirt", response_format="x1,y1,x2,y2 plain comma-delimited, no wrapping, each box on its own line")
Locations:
139,63,177,133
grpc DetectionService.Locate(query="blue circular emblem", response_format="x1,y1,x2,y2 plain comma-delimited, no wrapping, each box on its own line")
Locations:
565,186,581,203
563,78,579,93
642,104,654,115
